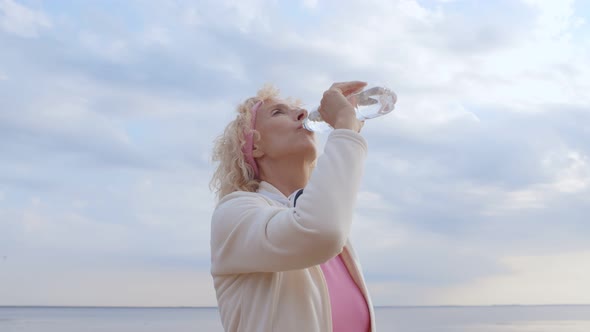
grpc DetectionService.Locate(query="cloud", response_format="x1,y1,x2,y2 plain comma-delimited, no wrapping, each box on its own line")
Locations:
1,167,215,256
432,251,590,305
1,0,589,307
302,0,319,9
0,0,52,37
0,253,217,306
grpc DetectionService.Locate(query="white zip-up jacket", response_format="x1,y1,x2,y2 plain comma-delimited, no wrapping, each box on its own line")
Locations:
210,129,375,331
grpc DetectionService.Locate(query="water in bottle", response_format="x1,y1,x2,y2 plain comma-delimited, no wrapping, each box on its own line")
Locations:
303,86,398,132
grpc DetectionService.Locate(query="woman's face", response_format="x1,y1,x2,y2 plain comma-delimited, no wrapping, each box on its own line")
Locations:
253,98,316,162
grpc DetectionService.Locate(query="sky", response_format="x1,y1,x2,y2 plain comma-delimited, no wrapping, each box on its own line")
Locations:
0,0,589,307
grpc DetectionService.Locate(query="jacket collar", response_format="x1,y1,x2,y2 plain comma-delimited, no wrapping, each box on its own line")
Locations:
258,181,302,207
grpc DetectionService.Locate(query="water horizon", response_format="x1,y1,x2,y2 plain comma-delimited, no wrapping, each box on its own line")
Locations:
2,303,589,308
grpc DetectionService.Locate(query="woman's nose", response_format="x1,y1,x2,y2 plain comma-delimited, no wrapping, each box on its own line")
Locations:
296,108,308,121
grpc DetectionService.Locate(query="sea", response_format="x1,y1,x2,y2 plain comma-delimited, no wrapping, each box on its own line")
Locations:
1,305,590,331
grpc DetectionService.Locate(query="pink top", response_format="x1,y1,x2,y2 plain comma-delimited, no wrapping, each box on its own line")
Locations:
320,253,371,332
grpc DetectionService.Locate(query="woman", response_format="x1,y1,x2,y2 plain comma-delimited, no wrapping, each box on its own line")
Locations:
210,81,375,331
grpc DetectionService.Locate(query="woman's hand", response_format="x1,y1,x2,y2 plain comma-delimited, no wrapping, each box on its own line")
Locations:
318,81,367,132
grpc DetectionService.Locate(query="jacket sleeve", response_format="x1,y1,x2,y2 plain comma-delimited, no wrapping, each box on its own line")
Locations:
210,129,368,275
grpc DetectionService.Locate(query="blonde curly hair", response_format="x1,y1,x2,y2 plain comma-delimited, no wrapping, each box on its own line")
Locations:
210,84,294,201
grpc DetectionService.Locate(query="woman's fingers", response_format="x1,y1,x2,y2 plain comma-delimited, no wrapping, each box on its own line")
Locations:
329,81,367,96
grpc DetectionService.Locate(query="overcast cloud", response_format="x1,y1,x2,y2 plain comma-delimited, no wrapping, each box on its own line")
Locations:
1,0,589,307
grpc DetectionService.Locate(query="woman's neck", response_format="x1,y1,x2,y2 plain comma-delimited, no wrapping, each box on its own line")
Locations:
258,158,313,197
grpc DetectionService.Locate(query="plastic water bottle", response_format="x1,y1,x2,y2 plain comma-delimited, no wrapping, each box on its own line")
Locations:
303,86,398,132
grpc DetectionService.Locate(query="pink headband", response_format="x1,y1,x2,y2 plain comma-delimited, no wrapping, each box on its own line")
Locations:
242,100,262,179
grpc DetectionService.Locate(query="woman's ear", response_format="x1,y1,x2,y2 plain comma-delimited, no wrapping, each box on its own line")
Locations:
252,144,264,158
